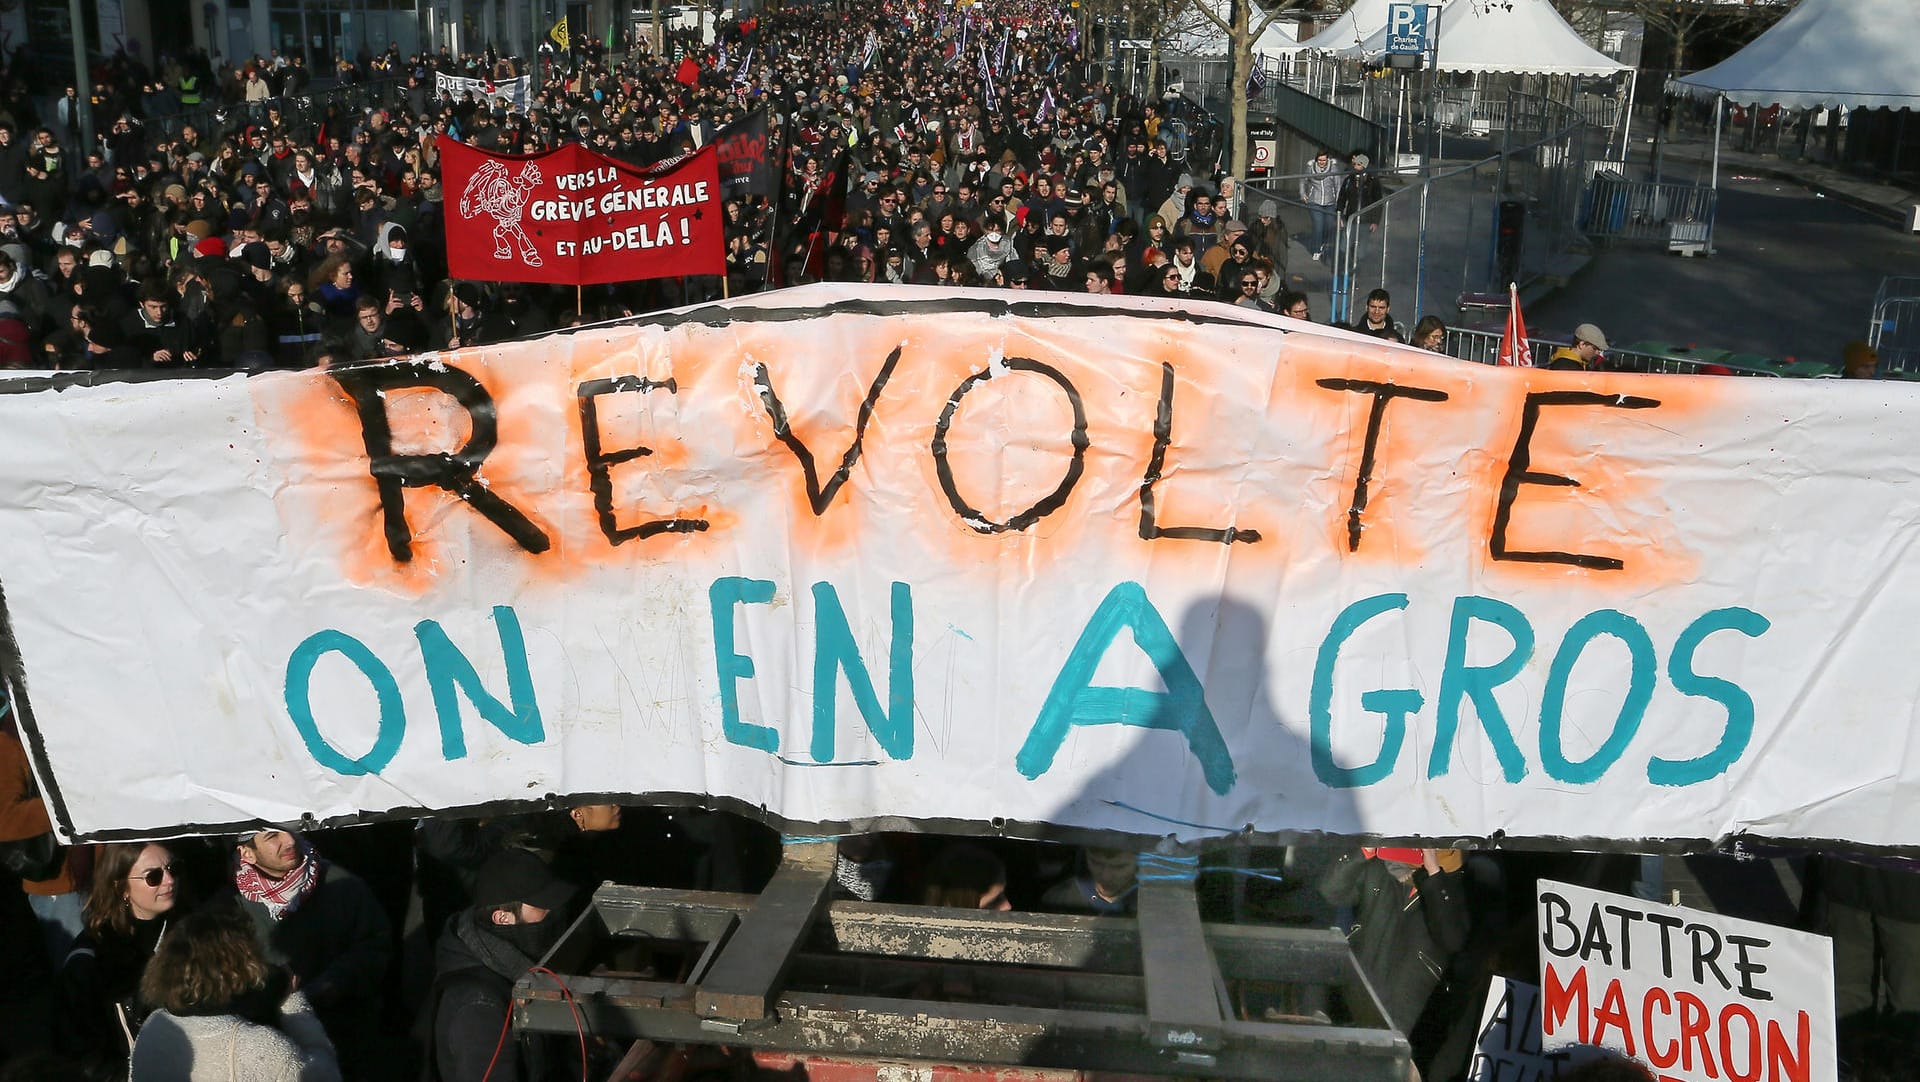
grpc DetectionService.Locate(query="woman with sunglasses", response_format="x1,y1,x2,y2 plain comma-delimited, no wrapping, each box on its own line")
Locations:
1150,260,1184,298
57,841,188,1066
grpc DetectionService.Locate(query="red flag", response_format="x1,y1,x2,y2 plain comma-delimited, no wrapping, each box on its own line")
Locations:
1496,282,1532,367
441,140,724,285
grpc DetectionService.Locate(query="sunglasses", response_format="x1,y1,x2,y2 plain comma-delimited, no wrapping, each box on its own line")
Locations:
131,863,177,887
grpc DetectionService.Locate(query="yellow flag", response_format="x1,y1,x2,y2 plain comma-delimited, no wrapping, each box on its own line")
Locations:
550,15,570,49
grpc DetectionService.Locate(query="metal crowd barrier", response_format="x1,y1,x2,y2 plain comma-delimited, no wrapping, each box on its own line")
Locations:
1869,275,1920,375
1442,327,1780,377
1432,93,1505,137
1581,174,1718,254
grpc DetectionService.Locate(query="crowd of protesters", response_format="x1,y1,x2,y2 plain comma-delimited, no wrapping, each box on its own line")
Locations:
0,0,1916,1078
0,0,1478,375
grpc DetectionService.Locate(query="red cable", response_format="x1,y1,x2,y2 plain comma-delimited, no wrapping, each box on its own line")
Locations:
478,999,513,1082
474,962,589,1082
530,965,590,1082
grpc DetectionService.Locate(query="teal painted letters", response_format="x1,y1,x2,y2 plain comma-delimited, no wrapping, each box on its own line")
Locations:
1016,582,1235,794
416,605,544,760
711,577,780,753
284,629,406,775
811,581,915,762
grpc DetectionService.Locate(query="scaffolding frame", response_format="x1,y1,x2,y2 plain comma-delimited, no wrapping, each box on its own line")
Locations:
516,842,1412,1081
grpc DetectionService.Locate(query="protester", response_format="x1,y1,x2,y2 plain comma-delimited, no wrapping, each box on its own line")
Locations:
0,9,1871,1082
1412,314,1448,352
1842,340,1879,379
130,906,341,1080
1351,287,1403,340
1315,848,1470,1077
1042,847,1138,916
1547,322,1609,370
423,847,576,1082
228,828,389,1074
56,842,185,1066
0,729,85,973
921,843,1013,911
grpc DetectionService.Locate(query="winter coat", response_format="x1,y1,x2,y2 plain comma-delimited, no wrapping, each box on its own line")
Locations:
422,909,555,1082
228,863,391,1061
1315,853,1470,1033
1299,160,1341,207
131,990,340,1082
1337,169,1384,220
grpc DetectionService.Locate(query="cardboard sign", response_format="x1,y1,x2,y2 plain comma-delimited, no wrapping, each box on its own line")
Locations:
1537,881,1835,1082
1472,978,1568,1081
2,287,1920,844
441,140,724,285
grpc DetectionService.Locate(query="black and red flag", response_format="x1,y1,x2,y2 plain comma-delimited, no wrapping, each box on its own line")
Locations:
713,109,776,199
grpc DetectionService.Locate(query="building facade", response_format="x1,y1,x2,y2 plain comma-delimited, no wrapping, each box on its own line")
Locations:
1,0,626,78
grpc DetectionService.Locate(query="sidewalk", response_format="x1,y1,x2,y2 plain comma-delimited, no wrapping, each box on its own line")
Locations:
1655,134,1919,227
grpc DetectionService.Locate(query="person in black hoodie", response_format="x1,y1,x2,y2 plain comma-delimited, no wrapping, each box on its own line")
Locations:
366,221,423,300
424,848,577,1082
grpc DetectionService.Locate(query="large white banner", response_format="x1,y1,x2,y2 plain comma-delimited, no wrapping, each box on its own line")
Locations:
1538,881,1836,1082
2,285,1918,845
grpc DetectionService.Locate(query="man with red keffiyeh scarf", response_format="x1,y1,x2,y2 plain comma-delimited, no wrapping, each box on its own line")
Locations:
229,828,392,1078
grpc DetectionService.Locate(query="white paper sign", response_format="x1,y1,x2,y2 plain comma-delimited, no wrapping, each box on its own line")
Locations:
1472,978,1567,1081
435,72,531,109
3,286,1920,846
1537,881,1835,1082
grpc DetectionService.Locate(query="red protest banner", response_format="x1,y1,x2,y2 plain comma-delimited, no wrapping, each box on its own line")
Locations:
441,140,725,285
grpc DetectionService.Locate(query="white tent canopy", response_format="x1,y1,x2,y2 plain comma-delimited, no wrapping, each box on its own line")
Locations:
1163,0,1304,59
1676,0,1920,111
1340,0,1629,76
1301,0,1398,53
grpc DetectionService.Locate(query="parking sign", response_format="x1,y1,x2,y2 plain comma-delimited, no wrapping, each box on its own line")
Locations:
1385,2,1427,54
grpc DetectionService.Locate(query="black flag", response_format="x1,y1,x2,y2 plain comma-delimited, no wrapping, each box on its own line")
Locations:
715,108,776,198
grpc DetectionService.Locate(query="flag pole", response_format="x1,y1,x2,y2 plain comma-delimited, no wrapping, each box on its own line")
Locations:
576,283,583,315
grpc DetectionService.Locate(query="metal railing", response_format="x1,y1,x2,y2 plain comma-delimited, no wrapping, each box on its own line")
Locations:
1262,79,1386,163
1574,94,1623,133
1442,327,1780,377
1869,275,1920,374
1581,173,1718,251
1162,59,1385,165
1249,90,1589,326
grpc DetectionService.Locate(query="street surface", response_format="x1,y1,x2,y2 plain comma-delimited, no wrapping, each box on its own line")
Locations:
1533,176,1920,367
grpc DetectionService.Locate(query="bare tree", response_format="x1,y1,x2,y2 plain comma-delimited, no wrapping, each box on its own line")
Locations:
1133,0,1198,100
1188,0,1315,177
1563,0,1793,73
